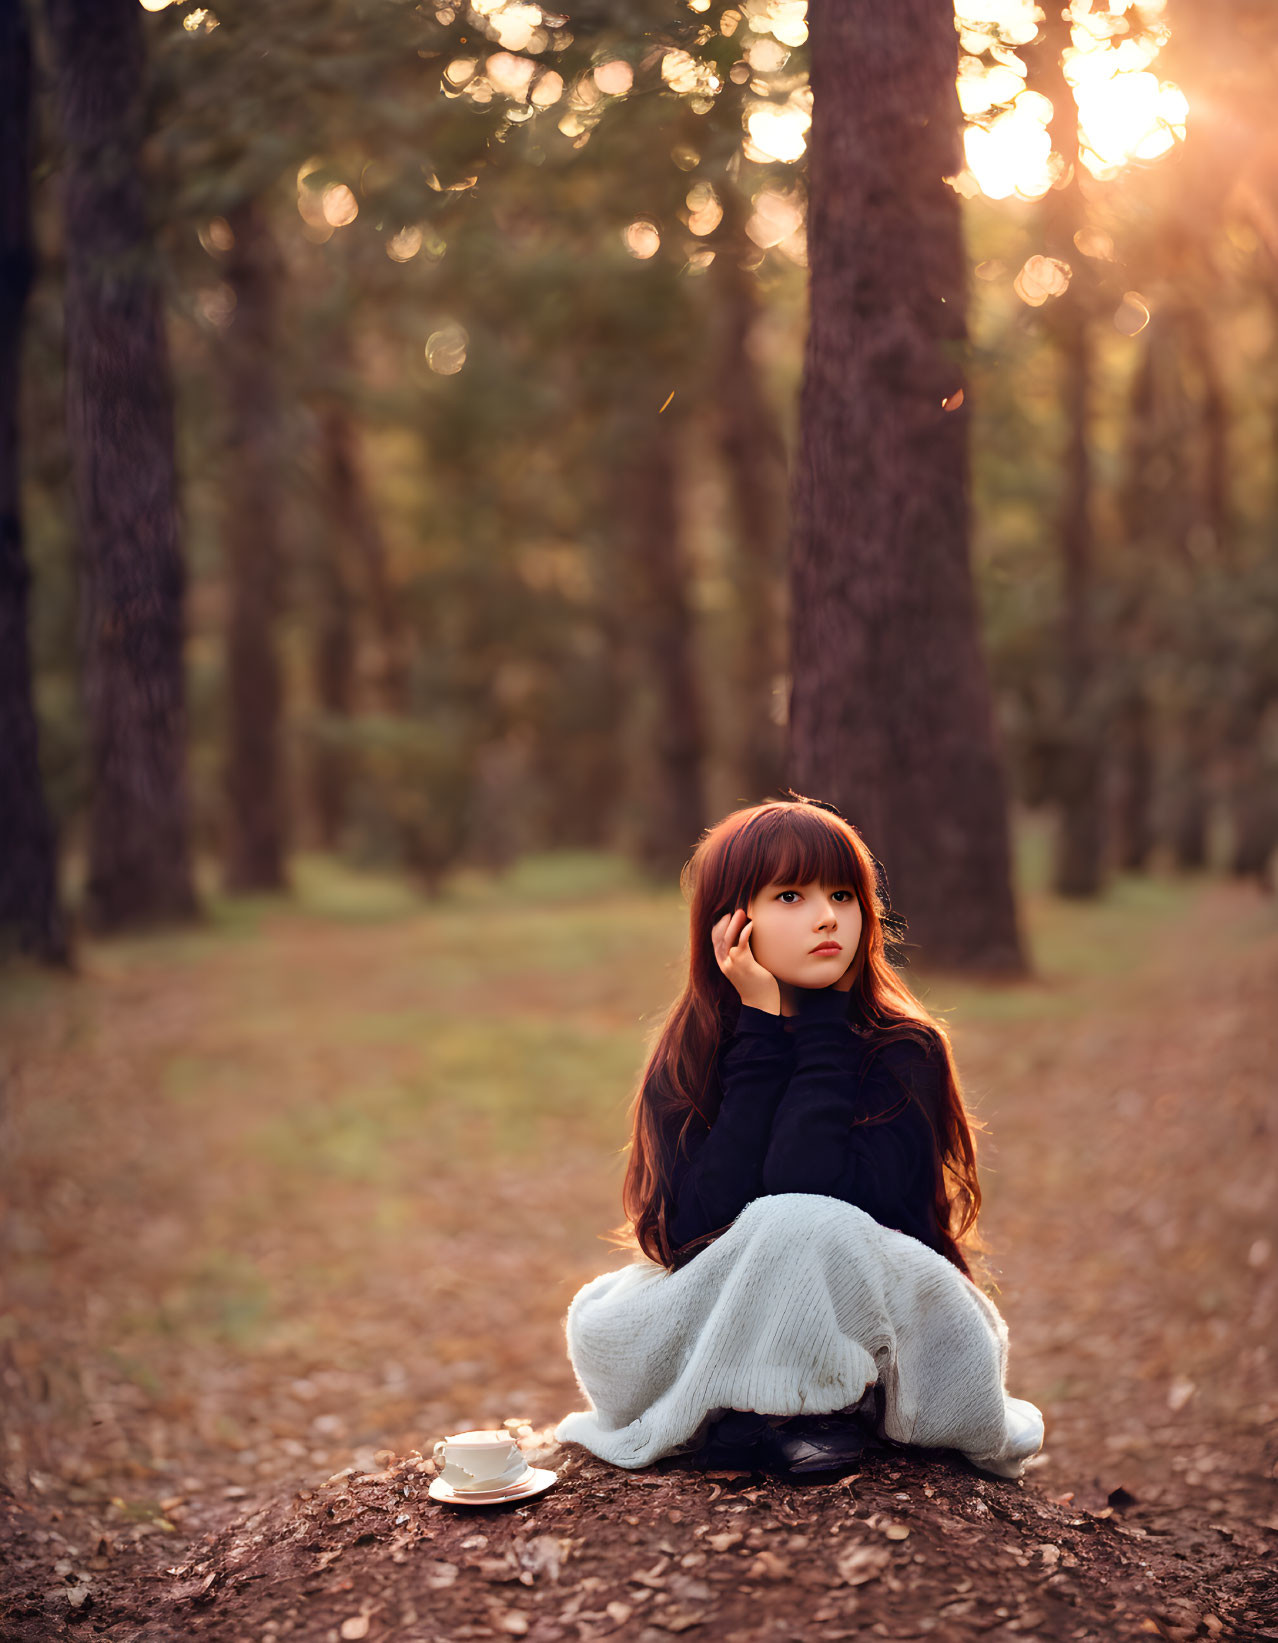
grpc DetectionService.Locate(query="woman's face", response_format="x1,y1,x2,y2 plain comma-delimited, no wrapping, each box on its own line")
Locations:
744,878,864,989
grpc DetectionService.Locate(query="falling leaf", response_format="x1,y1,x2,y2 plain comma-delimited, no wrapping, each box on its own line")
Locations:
942,388,965,412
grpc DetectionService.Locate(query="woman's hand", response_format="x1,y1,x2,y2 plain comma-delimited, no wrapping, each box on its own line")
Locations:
712,909,781,1015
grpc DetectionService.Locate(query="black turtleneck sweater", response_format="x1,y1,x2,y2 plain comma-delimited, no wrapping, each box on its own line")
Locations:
666,985,947,1261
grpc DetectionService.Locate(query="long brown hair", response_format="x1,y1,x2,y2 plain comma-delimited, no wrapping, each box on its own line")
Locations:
603,796,991,1280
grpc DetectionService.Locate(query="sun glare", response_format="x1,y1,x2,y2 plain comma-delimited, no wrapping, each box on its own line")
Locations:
955,0,1186,201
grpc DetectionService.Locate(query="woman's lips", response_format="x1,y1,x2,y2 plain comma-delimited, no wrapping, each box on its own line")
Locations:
811,944,842,955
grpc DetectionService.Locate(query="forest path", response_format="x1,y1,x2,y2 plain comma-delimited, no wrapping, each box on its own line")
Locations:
0,866,1274,1640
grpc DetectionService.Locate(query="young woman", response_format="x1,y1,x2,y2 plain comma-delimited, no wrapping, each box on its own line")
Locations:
554,796,1044,1480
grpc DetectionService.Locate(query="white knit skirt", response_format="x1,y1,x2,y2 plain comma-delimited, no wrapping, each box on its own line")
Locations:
554,1192,1044,1479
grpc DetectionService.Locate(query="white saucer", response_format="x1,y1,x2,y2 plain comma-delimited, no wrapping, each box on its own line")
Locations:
427,1465,558,1507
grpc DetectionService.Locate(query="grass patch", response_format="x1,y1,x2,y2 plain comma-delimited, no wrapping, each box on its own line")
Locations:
246,1013,639,1191
138,1250,276,1349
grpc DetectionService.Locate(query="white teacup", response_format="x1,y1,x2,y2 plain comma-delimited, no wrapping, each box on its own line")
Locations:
432,1429,529,1493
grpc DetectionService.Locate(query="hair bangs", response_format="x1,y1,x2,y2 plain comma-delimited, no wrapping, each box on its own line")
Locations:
740,807,866,903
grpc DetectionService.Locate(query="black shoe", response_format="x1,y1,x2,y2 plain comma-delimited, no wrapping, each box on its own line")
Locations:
757,1415,873,1476
688,1409,774,1471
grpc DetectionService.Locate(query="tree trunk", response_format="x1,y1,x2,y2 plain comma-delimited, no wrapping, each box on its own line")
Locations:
1170,703,1212,869
1050,303,1106,898
615,402,707,880
44,0,197,932
713,181,788,808
1225,691,1278,885
0,0,69,964
220,196,287,891
1025,5,1106,898
1112,687,1156,873
1113,337,1161,873
311,403,357,849
786,0,1026,975
314,330,410,716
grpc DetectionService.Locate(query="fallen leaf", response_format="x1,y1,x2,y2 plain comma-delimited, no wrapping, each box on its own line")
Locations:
513,1534,565,1583
606,1601,632,1623
1167,1378,1196,1413
836,1542,891,1586
884,1523,910,1541
477,1555,522,1583
654,1607,707,1633
339,1618,370,1641
497,1614,529,1636
628,1556,671,1589
706,1531,742,1553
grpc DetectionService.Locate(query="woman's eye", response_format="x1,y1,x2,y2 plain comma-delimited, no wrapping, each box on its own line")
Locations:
776,889,853,903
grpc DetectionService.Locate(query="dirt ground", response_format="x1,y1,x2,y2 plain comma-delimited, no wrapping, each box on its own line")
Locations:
0,872,1275,1641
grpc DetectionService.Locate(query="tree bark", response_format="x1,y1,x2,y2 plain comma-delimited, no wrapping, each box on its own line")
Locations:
712,181,788,808
44,0,197,932
0,0,69,963
220,196,288,891
786,0,1026,975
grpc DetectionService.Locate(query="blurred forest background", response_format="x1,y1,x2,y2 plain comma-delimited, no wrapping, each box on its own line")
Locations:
4,0,1278,973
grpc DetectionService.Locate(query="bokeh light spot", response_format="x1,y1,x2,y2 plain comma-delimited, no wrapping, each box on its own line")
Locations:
322,184,358,228
1014,255,1073,307
425,323,469,374
624,219,661,259
1114,292,1151,336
